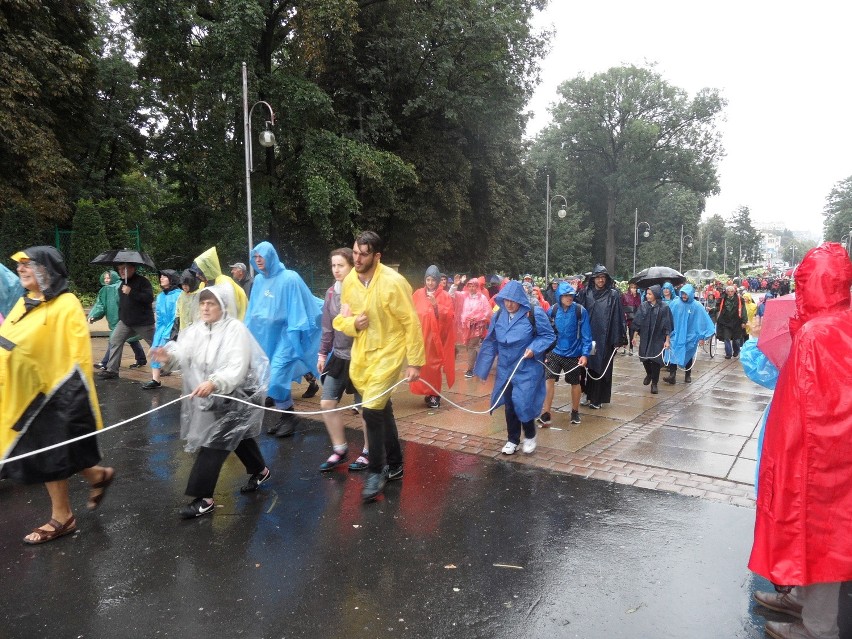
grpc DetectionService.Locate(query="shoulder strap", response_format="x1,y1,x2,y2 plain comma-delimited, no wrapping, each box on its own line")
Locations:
575,303,582,341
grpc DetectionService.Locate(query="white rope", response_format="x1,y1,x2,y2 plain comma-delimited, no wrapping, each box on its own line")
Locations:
583,346,620,381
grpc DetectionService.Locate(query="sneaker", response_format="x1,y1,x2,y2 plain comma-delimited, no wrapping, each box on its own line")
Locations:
129,361,147,369
753,591,803,619
536,412,552,427
349,454,369,471
650,382,658,394
362,468,387,502
588,403,601,409
141,380,161,390
240,468,272,492
522,437,537,454
642,375,651,386
301,380,320,399
387,464,404,481
570,410,581,424
97,370,119,379
319,450,348,472
501,441,518,455
580,397,590,406
628,350,634,356
180,497,214,519
93,363,106,370
425,395,440,409
464,370,474,379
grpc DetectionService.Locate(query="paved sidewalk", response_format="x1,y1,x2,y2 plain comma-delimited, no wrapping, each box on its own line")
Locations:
91,333,763,508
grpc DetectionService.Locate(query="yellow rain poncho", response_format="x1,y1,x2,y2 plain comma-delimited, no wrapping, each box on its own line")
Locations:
333,263,425,409
192,247,247,321
0,247,103,483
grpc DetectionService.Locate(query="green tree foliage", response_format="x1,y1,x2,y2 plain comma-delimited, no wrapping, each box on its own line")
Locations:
0,0,96,221
0,204,50,269
69,199,110,292
726,206,761,272
536,65,725,274
823,175,852,243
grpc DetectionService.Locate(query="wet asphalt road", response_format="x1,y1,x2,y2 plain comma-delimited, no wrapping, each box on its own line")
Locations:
1,380,849,639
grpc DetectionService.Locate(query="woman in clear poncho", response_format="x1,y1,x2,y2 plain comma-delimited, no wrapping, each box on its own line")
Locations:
151,285,272,518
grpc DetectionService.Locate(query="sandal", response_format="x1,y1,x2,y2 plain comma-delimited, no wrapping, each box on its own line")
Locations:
87,467,115,511
23,516,77,545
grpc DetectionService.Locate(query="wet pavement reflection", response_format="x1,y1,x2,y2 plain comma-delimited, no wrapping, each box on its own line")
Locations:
6,381,850,638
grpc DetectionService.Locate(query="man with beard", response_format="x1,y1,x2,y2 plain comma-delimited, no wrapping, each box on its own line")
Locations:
334,231,425,502
575,265,626,409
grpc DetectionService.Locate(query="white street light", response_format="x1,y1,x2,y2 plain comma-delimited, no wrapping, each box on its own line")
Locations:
242,61,277,265
545,174,568,280
679,224,694,272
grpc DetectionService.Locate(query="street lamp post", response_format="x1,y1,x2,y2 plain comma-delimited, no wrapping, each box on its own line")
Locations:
723,236,728,274
678,224,693,273
632,207,651,276
242,61,277,265
544,174,567,280
707,241,717,271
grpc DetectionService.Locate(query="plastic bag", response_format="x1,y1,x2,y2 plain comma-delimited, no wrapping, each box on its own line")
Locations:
740,338,778,390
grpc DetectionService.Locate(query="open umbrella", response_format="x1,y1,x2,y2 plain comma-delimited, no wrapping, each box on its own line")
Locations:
756,293,796,369
629,266,686,288
91,249,157,271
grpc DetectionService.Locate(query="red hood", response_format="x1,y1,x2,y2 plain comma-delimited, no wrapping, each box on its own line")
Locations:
789,242,852,337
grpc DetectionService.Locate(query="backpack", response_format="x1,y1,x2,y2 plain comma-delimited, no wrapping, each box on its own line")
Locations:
549,302,583,342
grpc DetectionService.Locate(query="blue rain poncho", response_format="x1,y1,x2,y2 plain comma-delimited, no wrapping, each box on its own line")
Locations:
667,283,716,366
0,262,24,318
474,280,555,423
245,242,322,404
150,273,181,369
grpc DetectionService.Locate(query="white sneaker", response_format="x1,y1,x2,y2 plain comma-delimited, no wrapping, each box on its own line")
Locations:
522,437,537,454
501,441,518,455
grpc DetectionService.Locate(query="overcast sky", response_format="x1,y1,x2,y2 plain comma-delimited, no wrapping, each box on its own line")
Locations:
525,1,852,239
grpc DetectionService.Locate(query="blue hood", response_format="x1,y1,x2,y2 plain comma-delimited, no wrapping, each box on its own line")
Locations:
679,283,696,303
556,281,576,301
251,241,284,278
661,282,676,298
494,280,531,313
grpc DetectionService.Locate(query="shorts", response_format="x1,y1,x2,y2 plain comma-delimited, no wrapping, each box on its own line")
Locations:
544,353,583,385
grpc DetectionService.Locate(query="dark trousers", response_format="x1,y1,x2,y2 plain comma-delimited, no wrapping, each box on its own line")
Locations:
642,360,662,383
101,340,146,366
585,346,616,405
362,400,402,473
667,357,693,378
185,438,265,498
504,382,536,445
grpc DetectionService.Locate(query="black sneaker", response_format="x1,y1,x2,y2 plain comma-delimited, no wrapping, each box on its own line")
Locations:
97,370,119,379
129,361,147,369
301,380,320,399
536,411,552,427
464,370,474,378
180,497,214,519
240,468,271,492
425,395,439,409
93,363,106,370
643,375,651,386
141,380,161,390
387,464,403,481
588,403,601,409
362,468,388,502
571,410,581,424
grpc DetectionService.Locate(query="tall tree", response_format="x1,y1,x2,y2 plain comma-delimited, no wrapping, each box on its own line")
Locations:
0,0,97,221
726,205,761,274
823,175,852,243
538,65,725,274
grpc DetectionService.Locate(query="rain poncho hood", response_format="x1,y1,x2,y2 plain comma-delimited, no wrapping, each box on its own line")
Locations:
474,280,555,422
667,283,715,366
333,262,425,410
749,242,852,586
1,249,103,482
245,241,322,404
584,264,614,290
661,281,676,303
556,281,576,300
192,247,247,320
424,265,441,281
163,285,270,453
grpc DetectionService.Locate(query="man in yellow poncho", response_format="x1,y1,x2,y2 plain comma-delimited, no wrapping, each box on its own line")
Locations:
190,247,247,321
0,247,115,545
333,231,425,502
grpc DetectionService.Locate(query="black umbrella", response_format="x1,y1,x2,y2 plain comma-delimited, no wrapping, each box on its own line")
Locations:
629,266,686,288
90,249,157,271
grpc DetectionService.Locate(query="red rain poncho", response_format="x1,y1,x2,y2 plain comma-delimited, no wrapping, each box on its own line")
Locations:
409,285,455,396
748,242,852,586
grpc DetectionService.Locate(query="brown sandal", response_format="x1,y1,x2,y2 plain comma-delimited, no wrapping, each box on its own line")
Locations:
23,516,77,545
87,467,115,511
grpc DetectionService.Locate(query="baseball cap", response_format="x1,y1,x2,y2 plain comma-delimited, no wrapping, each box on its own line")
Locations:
228,262,247,271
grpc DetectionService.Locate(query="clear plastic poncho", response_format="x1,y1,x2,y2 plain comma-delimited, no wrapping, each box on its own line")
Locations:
163,286,270,453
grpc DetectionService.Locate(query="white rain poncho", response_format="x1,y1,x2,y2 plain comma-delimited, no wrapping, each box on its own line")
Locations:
163,286,269,452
